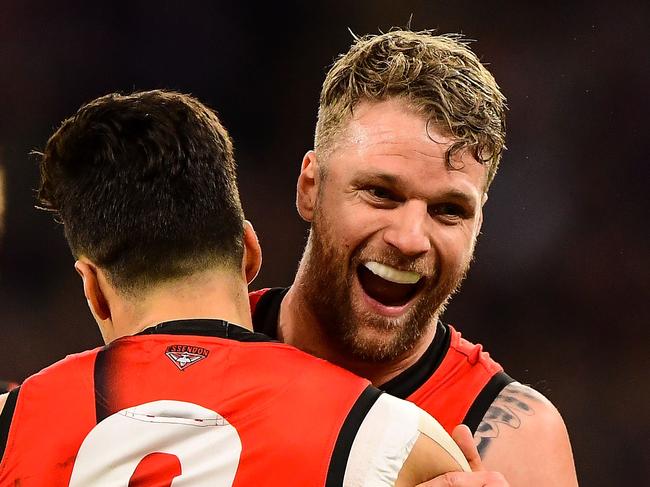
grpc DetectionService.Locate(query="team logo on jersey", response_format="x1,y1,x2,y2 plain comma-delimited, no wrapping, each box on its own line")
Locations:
165,345,210,371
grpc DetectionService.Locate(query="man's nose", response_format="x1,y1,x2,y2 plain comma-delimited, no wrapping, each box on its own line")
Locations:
382,200,432,256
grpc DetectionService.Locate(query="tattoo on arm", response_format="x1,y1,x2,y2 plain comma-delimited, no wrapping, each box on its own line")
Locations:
475,382,540,457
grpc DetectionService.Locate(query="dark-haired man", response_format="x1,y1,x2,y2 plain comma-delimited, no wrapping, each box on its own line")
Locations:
0,90,470,485
250,31,578,486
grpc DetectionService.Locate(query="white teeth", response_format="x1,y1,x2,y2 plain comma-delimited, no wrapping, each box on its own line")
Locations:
363,261,422,285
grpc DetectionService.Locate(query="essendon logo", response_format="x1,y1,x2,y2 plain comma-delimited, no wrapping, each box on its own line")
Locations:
165,345,210,371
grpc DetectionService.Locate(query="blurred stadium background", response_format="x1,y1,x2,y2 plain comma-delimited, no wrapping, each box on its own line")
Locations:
0,1,647,484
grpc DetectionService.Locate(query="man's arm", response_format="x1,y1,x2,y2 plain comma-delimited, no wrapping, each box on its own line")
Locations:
396,433,464,486
395,411,470,486
411,425,509,487
475,382,578,486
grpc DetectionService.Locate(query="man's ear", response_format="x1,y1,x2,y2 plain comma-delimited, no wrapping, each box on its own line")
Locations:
74,259,111,321
242,220,262,284
296,150,320,222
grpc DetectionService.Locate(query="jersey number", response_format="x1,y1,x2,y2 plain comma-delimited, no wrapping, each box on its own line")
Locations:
69,400,242,486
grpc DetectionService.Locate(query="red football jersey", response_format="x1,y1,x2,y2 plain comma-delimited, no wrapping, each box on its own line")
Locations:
0,320,384,486
400,325,506,432
250,288,513,434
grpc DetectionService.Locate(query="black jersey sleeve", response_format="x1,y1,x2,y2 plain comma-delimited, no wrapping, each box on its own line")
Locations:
462,371,514,434
325,385,383,486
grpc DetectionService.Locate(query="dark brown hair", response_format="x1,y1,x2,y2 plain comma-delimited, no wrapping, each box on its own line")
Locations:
38,90,244,293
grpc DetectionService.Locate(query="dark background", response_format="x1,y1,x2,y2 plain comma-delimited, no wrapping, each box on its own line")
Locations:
0,1,647,484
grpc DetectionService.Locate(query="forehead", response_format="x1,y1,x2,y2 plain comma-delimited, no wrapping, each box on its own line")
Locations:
328,99,487,191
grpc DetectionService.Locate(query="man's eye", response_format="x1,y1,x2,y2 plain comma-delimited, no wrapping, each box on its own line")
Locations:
431,203,467,219
367,187,394,200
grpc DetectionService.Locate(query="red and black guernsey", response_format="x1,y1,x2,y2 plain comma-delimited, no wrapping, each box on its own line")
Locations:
0,319,382,486
250,287,514,435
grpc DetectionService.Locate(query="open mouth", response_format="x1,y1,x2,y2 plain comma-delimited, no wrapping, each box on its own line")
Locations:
357,261,424,307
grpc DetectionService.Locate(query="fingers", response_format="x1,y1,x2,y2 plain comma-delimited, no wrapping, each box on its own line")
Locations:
416,470,509,486
451,424,483,472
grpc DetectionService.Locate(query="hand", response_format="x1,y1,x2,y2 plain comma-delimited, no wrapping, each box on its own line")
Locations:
416,425,509,486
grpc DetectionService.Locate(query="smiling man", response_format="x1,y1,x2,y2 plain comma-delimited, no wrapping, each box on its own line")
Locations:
250,31,578,486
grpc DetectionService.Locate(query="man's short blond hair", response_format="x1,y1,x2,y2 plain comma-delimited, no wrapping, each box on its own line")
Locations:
316,30,507,188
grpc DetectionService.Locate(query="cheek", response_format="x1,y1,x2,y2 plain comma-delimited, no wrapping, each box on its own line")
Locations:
432,228,476,266
324,206,377,249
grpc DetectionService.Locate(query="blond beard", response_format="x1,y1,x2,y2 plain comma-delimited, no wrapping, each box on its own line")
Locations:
299,210,473,362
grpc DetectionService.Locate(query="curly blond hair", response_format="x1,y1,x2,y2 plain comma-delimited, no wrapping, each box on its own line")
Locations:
316,30,507,188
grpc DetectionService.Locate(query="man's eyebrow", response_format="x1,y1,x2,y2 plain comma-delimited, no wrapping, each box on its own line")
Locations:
441,189,475,204
351,172,401,186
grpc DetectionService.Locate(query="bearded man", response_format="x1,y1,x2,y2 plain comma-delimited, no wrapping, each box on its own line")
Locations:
250,30,578,487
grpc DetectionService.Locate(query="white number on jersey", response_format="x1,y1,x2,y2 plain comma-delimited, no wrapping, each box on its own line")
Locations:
69,400,242,486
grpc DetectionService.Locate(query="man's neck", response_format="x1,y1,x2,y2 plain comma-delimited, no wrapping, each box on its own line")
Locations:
279,285,436,386
105,271,253,343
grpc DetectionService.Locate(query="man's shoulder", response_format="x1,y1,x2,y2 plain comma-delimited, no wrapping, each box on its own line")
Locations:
396,323,509,400
249,287,288,338
478,382,578,485
250,337,373,389
20,347,102,392
249,287,286,310
248,287,272,309
378,323,512,434
446,324,504,374
476,382,558,450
